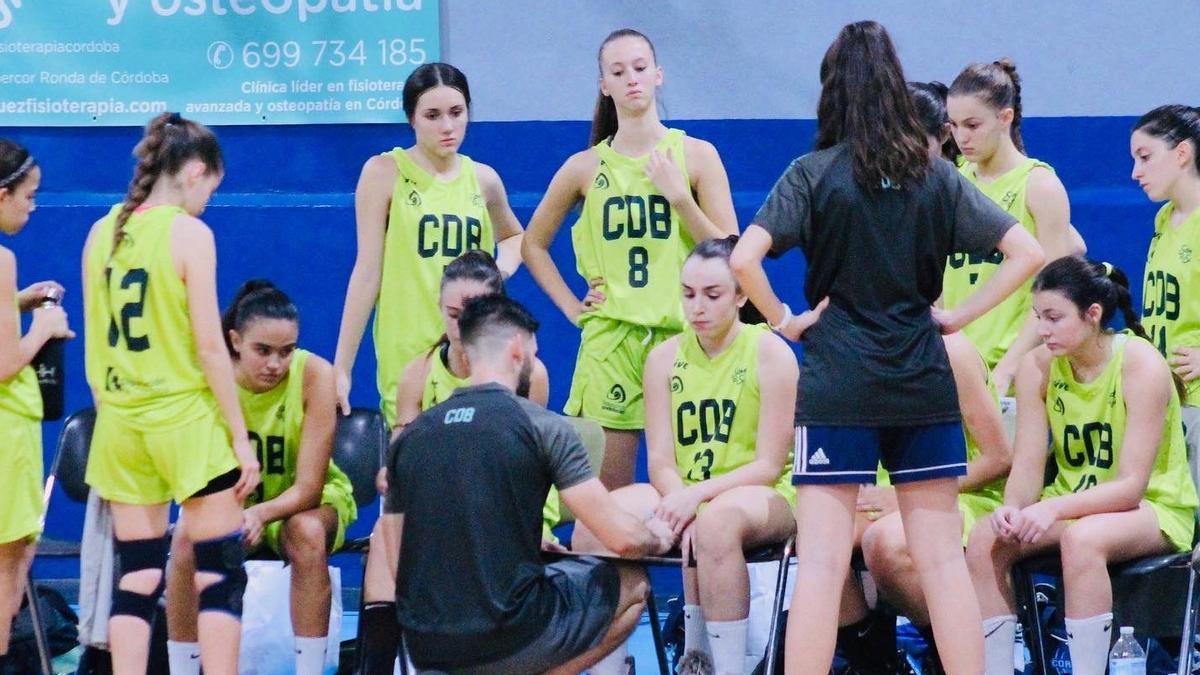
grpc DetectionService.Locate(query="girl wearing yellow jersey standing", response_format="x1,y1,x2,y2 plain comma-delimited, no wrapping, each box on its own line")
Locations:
574,238,796,675
166,280,352,675
82,113,260,675
945,59,1079,396
356,251,552,673
333,63,524,427
1131,105,1200,479
523,29,738,489
0,141,73,669
966,257,1197,675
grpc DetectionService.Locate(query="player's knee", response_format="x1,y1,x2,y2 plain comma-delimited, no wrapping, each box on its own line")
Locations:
694,503,743,559
170,528,195,571
193,531,247,618
615,564,649,609
283,512,330,568
1059,523,1102,576
112,536,169,624
861,521,902,573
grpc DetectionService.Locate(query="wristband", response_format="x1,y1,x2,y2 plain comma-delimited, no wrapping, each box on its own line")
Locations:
770,304,793,332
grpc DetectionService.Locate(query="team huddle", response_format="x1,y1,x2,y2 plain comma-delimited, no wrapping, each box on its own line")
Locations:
2,17,1200,675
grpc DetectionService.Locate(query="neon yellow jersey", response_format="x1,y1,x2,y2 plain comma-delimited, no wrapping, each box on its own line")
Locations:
84,204,212,422
374,150,494,426
571,129,694,331
1044,335,1197,536
416,347,561,537
239,349,356,521
0,296,41,420
943,158,1050,367
421,343,468,412
670,323,793,504
1143,202,1200,400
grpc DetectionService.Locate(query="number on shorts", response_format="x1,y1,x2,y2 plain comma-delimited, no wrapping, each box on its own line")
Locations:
628,246,649,288
106,268,150,352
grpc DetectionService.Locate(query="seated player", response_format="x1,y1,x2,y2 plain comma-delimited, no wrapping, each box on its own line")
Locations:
573,236,798,675
166,280,355,675
967,257,1197,675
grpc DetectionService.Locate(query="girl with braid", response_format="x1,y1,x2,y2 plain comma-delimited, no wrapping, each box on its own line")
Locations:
82,113,259,675
0,140,73,670
967,257,1197,675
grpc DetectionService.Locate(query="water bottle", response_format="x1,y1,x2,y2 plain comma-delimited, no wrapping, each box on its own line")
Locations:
31,288,64,421
1108,626,1146,675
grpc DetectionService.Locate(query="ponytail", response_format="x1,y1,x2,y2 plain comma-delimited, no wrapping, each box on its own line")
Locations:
588,28,657,148
113,112,222,258
1034,257,1186,401
949,58,1025,154
221,279,299,357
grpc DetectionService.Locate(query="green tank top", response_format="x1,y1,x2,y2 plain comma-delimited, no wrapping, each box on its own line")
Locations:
374,150,494,426
1044,334,1197,515
0,295,42,420
571,129,694,331
84,204,212,422
421,343,469,411
670,323,792,498
1143,201,1200,400
238,349,356,516
943,158,1051,367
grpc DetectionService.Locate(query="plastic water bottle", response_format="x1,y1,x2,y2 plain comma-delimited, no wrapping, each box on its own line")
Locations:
1108,626,1146,675
31,288,64,421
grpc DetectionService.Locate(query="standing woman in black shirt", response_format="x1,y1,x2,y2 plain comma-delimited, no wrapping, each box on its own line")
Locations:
729,21,1043,674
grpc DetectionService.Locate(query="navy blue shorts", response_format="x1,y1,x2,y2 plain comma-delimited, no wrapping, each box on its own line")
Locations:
792,422,967,485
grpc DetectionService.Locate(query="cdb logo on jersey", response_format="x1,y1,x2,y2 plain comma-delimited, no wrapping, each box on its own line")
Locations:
417,212,483,259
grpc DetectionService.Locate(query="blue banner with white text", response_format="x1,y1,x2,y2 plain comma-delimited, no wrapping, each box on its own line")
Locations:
0,0,440,125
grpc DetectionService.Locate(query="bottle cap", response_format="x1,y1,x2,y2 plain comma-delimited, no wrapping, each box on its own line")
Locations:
1120,626,1134,635
41,287,61,305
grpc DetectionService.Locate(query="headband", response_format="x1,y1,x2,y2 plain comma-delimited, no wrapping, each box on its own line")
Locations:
0,155,34,189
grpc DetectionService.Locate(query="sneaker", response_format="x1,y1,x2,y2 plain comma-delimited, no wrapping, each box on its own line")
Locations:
675,649,714,675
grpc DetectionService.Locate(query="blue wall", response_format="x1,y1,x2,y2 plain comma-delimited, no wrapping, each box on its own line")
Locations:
8,115,1158,582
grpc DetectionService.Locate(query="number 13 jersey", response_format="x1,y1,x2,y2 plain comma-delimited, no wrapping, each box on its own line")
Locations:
572,129,694,331
85,204,209,418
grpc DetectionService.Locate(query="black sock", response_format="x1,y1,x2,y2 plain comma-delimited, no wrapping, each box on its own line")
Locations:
838,612,896,670
358,601,401,675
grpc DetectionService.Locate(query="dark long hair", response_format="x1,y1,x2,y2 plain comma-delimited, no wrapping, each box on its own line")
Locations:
221,279,299,357
686,235,768,326
114,113,222,256
815,21,930,189
429,250,506,354
0,139,36,192
589,28,657,147
1033,256,1186,401
909,81,960,163
402,62,471,121
1133,104,1200,174
949,58,1025,154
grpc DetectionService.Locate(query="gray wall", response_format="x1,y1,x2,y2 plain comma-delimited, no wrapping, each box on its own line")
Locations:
443,0,1200,121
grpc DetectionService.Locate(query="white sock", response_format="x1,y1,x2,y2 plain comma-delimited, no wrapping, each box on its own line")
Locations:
683,604,710,656
982,615,1017,675
706,618,748,675
166,640,201,675
588,641,628,675
294,636,327,675
1065,613,1113,675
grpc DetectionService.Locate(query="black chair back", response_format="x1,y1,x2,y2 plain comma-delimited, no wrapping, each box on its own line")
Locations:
332,407,387,509
52,407,96,504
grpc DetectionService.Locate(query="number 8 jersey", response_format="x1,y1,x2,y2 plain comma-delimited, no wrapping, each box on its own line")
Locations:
572,129,694,331
1044,333,1196,551
85,204,209,416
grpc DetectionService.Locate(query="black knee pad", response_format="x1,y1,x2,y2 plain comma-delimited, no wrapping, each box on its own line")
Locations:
193,531,247,618
111,536,169,624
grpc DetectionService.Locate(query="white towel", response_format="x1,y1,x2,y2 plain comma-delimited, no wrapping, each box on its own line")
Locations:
76,490,114,648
